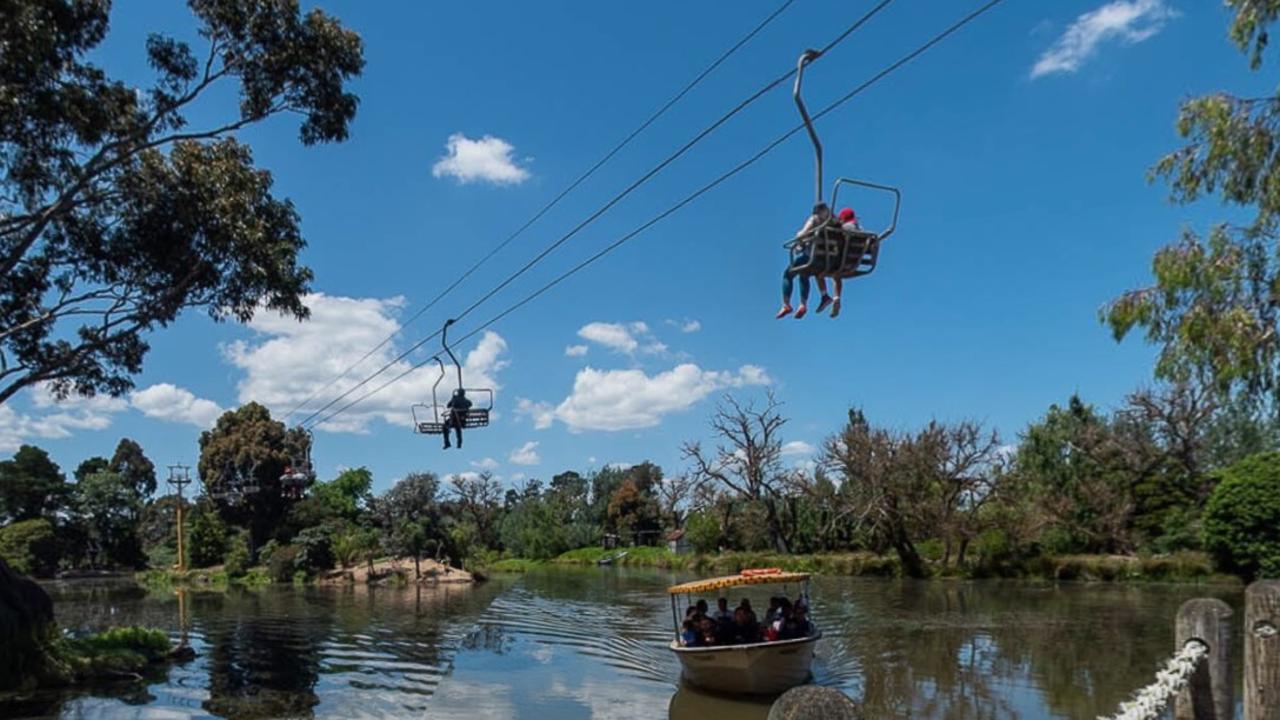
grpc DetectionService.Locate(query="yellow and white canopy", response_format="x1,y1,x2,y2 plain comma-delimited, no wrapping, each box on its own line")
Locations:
666,570,810,595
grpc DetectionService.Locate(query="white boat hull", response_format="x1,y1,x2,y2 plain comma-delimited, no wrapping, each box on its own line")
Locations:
669,632,820,695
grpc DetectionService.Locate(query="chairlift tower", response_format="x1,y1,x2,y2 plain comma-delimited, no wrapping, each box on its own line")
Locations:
167,465,192,572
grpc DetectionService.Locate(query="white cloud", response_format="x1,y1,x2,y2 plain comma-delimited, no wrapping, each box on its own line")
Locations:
564,344,588,357
515,398,555,430
0,385,127,452
470,457,500,471
535,363,771,432
1031,0,1176,78
577,322,639,354
508,441,541,466
129,383,224,428
680,320,701,333
781,440,815,457
431,133,531,185
223,293,508,434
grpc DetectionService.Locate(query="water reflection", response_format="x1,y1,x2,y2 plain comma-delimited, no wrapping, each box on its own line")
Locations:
12,571,1245,719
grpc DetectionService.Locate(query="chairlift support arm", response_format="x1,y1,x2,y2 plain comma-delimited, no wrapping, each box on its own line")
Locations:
794,49,824,207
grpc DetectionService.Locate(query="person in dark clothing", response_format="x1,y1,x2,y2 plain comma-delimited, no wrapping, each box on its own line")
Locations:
442,389,472,449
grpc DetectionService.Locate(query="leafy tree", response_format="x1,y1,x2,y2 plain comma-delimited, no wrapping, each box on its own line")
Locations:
138,493,181,565
1204,451,1280,580
198,402,308,551
292,526,334,576
0,444,68,522
683,511,721,554
75,469,145,568
223,530,250,578
388,520,428,578
1104,1,1280,407
312,467,372,521
187,500,229,568
0,518,58,576
0,0,364,405
606,477,661,543
73,457,109,483
109,438,156,498
447,471,502,550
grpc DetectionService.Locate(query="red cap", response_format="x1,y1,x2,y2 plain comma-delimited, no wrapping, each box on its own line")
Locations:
838,208,856,222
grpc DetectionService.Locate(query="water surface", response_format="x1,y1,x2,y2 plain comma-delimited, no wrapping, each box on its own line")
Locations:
3,569,1243,719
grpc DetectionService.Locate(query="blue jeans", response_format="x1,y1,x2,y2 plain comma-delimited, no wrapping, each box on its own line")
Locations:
782,253,811,304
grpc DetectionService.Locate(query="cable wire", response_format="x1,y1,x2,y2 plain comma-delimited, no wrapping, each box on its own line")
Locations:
304,0,1007,430
295,0,897,429
283,0,799,424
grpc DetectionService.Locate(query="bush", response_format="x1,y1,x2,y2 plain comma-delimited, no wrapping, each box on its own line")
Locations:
268,545,300,582
1204,451,1280,580
187,503,228,568
223,531,251,578
684,511,720,554
0,518,59,576
293,526,334,575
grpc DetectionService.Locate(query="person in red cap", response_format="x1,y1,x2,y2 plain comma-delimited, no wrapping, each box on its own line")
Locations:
813,207,858,318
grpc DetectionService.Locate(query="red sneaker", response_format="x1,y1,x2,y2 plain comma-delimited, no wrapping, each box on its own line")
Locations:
775,304,793,319
794,303,808,319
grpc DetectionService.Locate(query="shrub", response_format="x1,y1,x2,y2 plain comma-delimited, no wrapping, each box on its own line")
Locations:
293,526,334,574
268,545,300,582
1204,451,1280,580
186,503,228,568
0,518,59,576
223,531,251,578
684,511,720,554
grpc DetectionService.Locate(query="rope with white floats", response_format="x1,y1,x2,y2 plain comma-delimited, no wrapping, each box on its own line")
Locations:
1099,639,1209,720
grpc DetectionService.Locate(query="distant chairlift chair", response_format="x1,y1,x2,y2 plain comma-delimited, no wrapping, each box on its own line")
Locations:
411,320,493,437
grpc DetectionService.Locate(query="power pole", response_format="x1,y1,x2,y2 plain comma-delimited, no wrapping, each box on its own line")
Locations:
167,465,192,572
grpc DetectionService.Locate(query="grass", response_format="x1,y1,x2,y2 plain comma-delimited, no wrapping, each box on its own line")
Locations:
55,626,180,682
136,565,272,588
485,547,1234,584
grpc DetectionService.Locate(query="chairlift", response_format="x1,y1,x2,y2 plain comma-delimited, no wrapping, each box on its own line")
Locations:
411,320,492,436
280,427,316,499
784,49,901,280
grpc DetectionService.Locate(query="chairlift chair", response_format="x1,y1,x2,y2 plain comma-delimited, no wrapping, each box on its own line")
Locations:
784,49,901,280
411,320,494,437
280,427,316,499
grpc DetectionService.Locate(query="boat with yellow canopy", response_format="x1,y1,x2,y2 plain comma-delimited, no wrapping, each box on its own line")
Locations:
667,568,820,695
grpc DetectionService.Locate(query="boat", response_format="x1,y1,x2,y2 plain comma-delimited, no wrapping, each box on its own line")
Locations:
597,550,628,566
666,569,821,695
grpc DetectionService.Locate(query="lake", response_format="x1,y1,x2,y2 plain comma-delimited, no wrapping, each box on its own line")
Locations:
2,569,1244,719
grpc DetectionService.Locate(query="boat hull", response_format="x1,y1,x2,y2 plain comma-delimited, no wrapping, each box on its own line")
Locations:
669,632,820,695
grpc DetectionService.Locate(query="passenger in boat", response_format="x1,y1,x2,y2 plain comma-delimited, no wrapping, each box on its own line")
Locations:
714,597,733,623
698,615,718,646
442,389,472,449
793,598,814,637
764,596,783,626
733,605,761,644
778,203,831,319
695,599,709,618
815,207,858,319
767,598,793,641
681,618,702,647
714,598,735,643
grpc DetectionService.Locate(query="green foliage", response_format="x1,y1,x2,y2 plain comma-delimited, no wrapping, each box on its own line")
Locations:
0,518,58,576
0,445,68,523
1204,451,1280,579
268,545,300,583
223,531,251,578
75,469,145,568
0,0,364,405
109,439,157,498
187,502,229,568
292,526,334,575
684,511,721,554
312,468,372,521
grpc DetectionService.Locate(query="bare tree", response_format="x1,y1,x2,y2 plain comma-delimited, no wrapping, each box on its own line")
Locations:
657,474,693,530
913,420,1004,567
448,471,503,547
683,393,792,553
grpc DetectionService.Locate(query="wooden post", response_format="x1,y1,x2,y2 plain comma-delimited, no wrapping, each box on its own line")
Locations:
1176,598,1235,720
1246,580,1280,720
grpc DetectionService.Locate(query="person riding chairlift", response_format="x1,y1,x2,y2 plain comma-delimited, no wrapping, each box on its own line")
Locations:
814,207,859,319
442,388,472,450
776,203,830,319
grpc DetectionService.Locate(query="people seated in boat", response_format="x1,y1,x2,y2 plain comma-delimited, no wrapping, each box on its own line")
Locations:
764,596,783,625
713,598,736,643
681,618,702,647
733,605,761,644
698,616,718,646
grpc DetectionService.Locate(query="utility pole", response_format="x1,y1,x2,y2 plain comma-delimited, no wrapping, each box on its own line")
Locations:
167,465,192,572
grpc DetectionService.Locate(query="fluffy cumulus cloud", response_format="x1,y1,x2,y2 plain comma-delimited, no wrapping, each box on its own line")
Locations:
564,344,588,358
520,363,771,432
0,384,128,452
129,384,223,428
471,457,500,471
576,321,666,356
431,133,531,185
223,293,509,434
508,440,541,466
680,320,701,333
1031,0,1176,78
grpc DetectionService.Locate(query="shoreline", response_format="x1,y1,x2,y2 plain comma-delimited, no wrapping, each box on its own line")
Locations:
480,548,1242,585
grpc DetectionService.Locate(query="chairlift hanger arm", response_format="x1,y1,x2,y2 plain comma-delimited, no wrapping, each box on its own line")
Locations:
794,49,824,207
441,319,463,390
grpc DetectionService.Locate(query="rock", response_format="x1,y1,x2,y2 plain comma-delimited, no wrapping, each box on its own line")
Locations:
767,685,863,720
0,557,62,690
167,645,198,663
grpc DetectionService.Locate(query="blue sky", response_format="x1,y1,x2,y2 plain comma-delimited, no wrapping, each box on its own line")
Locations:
2,0,1266,495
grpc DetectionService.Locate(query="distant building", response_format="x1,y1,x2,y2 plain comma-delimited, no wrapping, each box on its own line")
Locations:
602,533,620,550
667,529,689,555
